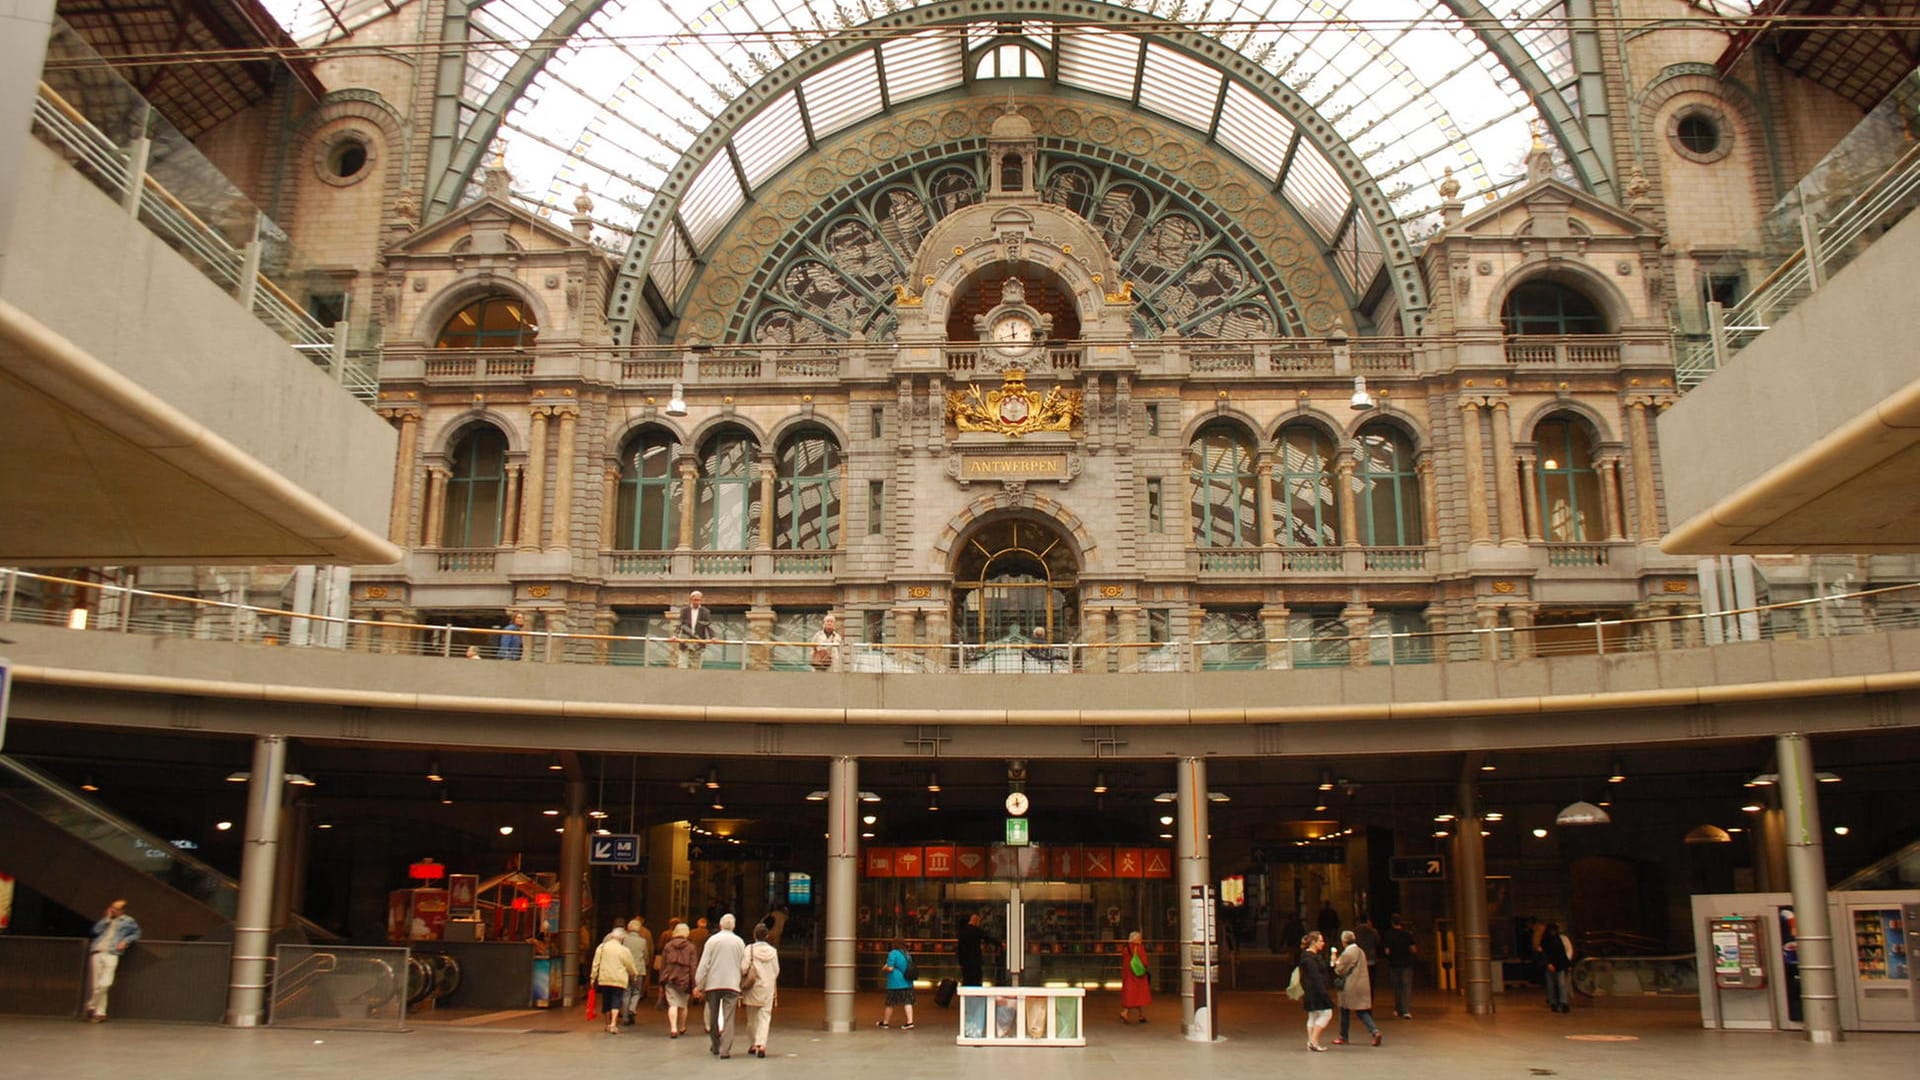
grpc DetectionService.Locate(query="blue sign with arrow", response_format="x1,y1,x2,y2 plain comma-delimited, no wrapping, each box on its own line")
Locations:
590,834,641,866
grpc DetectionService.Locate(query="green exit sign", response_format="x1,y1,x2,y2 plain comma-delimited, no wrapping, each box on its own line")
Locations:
1005,817,1030,846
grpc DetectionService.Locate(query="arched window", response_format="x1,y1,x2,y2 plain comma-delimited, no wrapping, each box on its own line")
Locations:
614,429,680,550
442,425,508,547
436,295,539,348
696,429,760,550
1536,416,1602,542
1273,424,1340,547
775,429,842,550
1501,280,1605,335
1354,424,1423,546
1190,424,1258,548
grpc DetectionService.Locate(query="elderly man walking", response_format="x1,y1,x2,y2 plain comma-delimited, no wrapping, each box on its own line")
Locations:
694,913,748,1058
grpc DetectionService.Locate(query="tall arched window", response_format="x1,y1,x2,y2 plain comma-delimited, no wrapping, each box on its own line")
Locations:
1501,280,1605,335
1536,416,1602,542
775,429,842,550
436,295,539,348
1190,424,1258,548
696,429,760,550
1273,423,1340,547
614,428,680,550
442,425,508,547
1354,424,1423,546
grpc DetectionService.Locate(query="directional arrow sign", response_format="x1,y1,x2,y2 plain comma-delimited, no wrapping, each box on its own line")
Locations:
589,834,641,866
1388,855,1446,881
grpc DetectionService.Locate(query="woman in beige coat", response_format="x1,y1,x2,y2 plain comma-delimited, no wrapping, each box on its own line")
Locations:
588,927,640,1034
741,923,782,1058
1333,928,1381,1046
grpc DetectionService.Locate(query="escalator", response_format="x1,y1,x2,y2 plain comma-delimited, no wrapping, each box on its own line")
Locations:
0,754,337,941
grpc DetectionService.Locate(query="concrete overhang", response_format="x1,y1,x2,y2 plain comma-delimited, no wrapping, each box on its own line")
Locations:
1659,203,1920,554
0,301,401,564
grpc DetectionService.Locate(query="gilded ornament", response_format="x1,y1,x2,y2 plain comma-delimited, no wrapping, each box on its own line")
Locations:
1101,585,1124,599
1663,580,1692,593
1105,280,1135,303
528,585,552,599
946,369,1083,437
893,282,924,307
1491,581,1517,594
908,585,932,599
366,586,389,600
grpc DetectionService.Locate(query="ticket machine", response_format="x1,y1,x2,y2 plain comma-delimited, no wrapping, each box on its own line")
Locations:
1845,901,1920,1029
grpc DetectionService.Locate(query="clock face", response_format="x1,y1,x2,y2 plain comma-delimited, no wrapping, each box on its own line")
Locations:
991,314,1036,353
1005,791,1030,816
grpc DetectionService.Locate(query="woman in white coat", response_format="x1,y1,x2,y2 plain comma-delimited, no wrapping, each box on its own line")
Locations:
1333,928,1382,1046
741,922,782,1058
588,926,640,1034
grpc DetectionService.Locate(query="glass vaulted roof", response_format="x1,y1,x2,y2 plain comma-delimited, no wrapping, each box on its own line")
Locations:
258,1,1740,316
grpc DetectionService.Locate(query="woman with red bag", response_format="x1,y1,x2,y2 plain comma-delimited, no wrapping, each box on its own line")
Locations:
1118,930,1152,1024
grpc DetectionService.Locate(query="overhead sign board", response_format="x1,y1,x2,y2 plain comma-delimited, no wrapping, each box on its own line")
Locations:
589,834,641,866
1005,817,1030,846
1250,843,1346,865
1389,855,1447,881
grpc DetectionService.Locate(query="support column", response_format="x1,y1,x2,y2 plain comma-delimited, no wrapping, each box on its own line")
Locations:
518,408,549,551
758,457,777,550
1260,604,1291,671
1115,606,1141,673
745,606,775,670
1416,455,1438,545
1625,399,1661,539
1454,769,1493,1016
677,458,699,550
224,735,286,1027
1519,453,1543,541
1778,733,1842,1044
1175,757,1213,1037
824,757,860,1032
548,407,578,550
1256,449,1276,548
559,777,586,1008
1343,603,1373,666
1490,400,1524,544
894,608,919,666
423,467,449,547
1335,455,1360,546
599,465,619,551
1597,456,1626,541
503,464,523,546
1459,399,1492,544
384,409,421,545
1509,605,1536,660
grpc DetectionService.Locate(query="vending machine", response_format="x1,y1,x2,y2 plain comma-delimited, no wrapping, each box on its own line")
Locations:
1846,902,1920,1029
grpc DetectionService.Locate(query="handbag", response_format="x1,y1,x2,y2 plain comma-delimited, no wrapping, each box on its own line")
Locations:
1129,952,1148,978
1333,971,1348,990
1286,964,1304,1001
741,957,760,993
811,646,835,670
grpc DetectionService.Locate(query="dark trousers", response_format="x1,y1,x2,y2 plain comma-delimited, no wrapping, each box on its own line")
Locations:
960,962,983,987
1339,1007,1379,1039
1390,967,1414,1016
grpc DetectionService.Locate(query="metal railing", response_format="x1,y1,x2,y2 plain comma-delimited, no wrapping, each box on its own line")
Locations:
31,21,375,403
6,567,1919,674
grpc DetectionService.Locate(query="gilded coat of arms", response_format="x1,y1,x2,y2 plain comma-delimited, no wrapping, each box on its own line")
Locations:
946,369,1082,436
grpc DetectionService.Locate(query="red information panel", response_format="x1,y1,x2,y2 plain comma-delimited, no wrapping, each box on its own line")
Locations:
1081,847,1114,878
954,846,989,879
988,845,1021,878
1143,849,1173,879
923,845,956,878
893,846,924,878
1051,846,1080,878
1114,847,1145,879
864,848,895,878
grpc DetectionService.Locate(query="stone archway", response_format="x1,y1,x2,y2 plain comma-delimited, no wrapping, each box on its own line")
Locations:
949,514,1081,648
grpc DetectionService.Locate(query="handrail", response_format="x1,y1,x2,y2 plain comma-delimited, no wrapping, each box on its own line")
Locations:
5,567,1916,673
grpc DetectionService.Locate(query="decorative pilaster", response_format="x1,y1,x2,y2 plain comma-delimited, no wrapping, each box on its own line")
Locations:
758,456,777,551
676,457,699,550
1255,448,1276,547
518,409,549,552
1416,455,1438,546
1115,606,1141,672
1508,604,1536,660
1343,604,1373,666
1597,454,1626,541
381,408,421,545
503,465,522,546
548,407,578,551
1489,399,1524,545
423,467,449,548
1260,604,1291,670
1459,399,1492,545
745,607,775,671
1519,452,1543,541
1625,398,1661,539
599,465,619,551
1335,453,1360,547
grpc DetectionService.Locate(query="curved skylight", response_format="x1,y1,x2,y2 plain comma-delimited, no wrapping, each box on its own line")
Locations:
260,0,1682,319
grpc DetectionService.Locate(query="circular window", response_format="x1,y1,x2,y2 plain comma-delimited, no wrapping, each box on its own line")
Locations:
314,128,378,187
329,140,368,179
1668,105,1734,164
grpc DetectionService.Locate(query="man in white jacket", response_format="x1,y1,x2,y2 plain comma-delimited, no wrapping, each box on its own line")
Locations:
694,913,747,1058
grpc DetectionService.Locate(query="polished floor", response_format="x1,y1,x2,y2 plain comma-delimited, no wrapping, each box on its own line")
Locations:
6,989,1915,1080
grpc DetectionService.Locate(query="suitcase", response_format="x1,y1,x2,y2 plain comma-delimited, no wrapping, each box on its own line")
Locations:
934,977,959,1008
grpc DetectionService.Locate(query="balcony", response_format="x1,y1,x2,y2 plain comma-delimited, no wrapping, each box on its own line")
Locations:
435,549,501,573
1363,547,1428,571
1546,543,1610,568
1281,549,1343,572
1504,336,1622,367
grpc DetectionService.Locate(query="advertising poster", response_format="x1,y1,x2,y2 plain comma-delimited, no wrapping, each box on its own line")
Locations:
1779,908,1802,1022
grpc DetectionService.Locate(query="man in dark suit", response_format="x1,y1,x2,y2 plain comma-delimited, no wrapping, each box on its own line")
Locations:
674,590,711,669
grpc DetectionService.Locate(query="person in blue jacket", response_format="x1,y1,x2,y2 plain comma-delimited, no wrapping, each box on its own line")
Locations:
876,936,916,1030
87,898,141,1021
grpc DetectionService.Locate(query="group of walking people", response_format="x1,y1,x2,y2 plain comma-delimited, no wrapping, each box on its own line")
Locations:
589,912,781,1058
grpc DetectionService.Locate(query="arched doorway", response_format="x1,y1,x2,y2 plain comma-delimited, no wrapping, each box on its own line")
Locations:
951,516,1079,646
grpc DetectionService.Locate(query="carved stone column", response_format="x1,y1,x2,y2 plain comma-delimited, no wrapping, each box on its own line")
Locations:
893,608,919,664
1476,605,1501,662
1344,603,1374,666
1459,399,1492,545
1508,604,1536,660
518,408,549,552
382,408,421,545
593,609,618,665
542,607,567,663
1260,604,1291,670
758,456,777,551
676,456,699,550
599,465,619,551
1335,453,1360,547
1416,455,1438,546
745,606,775,671
925,605,951,670
1597,455,1626,541
1519,451,1543,541
548,407,578,551
423,467,449,548
1084,606,1110,673
1255,448,1276,547
503,465,522,546
1625,398,1661,539
1115,606,1142,673
1489,399,1524,545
